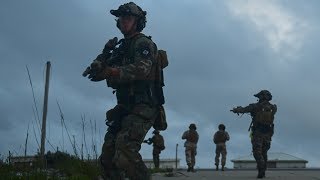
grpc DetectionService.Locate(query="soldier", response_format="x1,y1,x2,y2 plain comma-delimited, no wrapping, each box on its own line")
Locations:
83,2,167,180
143,130,165,169
213,124,230,171
182,123,199,172
231,90,277,179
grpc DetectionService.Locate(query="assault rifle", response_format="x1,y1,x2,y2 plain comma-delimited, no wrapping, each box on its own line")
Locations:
230,106,252,131
143,138,153,145
82,37,122,79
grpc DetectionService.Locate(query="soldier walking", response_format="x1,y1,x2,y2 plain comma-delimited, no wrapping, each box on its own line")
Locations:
182,123,199,172
143,130,165,169
83,2,167,180
213,124,230,171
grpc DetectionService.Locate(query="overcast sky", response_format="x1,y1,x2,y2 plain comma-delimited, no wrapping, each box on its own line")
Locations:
1,0,320,168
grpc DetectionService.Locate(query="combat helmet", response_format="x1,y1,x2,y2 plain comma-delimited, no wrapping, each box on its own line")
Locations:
189,123,197,130
110,2,147,32
218,124,226,130
254,90,272,101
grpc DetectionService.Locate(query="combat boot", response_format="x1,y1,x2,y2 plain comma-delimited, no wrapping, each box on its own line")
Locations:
215,165,219,171
187,166,191,172
221,166,225,171
257,169,265,179
191,166,196,173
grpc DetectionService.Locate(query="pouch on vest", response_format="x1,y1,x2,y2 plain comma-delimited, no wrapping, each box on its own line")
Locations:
255,104,275,125
159,144,165,151
157,50,168,69
153,105,167,131
155,136,165,150
154,49,168,105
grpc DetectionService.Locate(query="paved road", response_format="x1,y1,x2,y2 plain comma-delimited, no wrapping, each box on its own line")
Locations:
152,169,320,180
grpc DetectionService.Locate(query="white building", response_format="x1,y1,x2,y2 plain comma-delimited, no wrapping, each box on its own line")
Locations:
231,152,308,169
10,156,37,168
143,158,180,169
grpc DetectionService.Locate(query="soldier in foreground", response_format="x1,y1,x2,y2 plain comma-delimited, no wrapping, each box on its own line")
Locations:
231,90,277,178
83,2,168,180
182,123,199,172
213,124,230,171
143,130,165,169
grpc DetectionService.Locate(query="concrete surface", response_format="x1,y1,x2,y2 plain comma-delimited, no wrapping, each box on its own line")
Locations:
151,169,320,180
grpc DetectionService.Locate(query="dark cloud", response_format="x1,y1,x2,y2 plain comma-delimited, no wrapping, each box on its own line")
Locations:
1,0,319,168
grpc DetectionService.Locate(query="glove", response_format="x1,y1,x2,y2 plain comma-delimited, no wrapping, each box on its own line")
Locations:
82,66,91,77
230,108,236,113
82,60,103,78
89,67,120,82
104,37,118,51
231,106,242,115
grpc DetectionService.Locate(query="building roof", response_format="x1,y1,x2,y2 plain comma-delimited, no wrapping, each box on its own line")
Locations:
10,156,37,163
231,152,308,163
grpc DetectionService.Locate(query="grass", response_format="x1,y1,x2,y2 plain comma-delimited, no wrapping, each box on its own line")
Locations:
0,151,174,179
0,151,101,179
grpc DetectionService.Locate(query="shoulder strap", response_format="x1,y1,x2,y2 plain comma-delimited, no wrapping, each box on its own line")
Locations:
128,33,149,58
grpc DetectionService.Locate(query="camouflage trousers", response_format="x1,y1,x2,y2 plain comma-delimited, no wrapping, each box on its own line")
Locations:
100,104,157,180
153,147,161,168
251,132,271,172
185,146,197,167
215,143,227,166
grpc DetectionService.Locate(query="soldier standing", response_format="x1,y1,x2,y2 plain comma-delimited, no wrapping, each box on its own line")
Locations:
213,124,230,171
182,123,199,172
143,130,165,169
231,90,277,179
83,2,167,180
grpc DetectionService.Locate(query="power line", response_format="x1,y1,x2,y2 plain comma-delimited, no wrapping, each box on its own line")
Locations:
26,65,42,133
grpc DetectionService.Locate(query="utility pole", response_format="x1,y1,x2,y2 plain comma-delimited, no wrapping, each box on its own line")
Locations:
40,61,51,167
175,143,178,169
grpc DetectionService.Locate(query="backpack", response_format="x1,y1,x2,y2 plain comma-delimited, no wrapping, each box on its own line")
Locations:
124,34,169,131
214,131,227,144
139,37,168,131
125,34,168,98
153,105,167,131
255,103,275,125
187,130,198,143
154,135,165,150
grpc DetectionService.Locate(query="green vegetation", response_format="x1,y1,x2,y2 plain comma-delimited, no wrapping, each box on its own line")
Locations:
0,151,102,179
0,151,174,179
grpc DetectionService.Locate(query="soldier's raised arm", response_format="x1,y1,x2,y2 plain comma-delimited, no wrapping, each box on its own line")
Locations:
231,103,256,114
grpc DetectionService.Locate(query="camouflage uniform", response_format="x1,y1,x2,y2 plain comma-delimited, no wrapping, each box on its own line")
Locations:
182,124,199,172
231,90,277,179
213,124,230,171
144,130,165,168
84,2,165,180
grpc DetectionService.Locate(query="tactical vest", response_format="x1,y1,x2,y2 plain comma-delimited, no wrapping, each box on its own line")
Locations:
187,130,198,143
106,34,167,106
214,131,227,144
255,102,275,125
